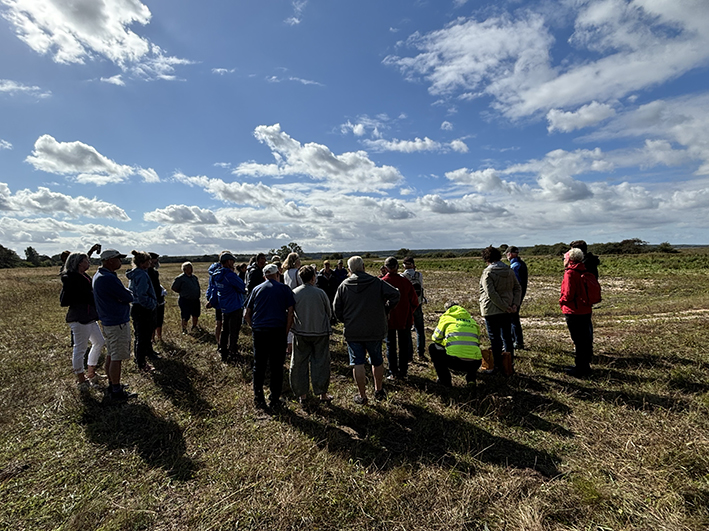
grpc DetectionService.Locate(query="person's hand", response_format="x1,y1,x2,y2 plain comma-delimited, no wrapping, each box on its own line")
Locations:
506,304,517,313
88,243,100,255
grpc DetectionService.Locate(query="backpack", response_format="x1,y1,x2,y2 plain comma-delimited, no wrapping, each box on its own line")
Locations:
580,271,602,305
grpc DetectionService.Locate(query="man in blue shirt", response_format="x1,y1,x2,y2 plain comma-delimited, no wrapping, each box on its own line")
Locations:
506,246,528,350
93,249,136,402
245,263,295,410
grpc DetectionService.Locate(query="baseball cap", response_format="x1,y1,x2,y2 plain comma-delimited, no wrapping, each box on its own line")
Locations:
100,249,126,261
263,263,279,276
220,252,236,263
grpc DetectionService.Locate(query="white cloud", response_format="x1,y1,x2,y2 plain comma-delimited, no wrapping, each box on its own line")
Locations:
440,121,453,131
144,205,218,225
1,0,191,80
26,134,158,185
100,75,125,86
234,124,403,193
0,183,130,220
212,68,235,75
364,137,442,153
285,0,307,25
340,116,391,138
449,139,468,153
0,78,51,98
174,172,288,208
547,101,617,132
445,168,523,194
385,2,709,119
0,139,12,150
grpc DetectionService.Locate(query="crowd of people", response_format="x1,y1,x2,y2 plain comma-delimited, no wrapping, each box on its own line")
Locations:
58,241,601,406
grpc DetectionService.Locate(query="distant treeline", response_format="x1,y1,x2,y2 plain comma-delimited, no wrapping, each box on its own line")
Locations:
0,238,682,269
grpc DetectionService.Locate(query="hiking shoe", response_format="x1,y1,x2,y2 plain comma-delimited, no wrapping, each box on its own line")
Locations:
353,395,368,405
110,389,137,402
147,351,162,361
254,396,268,410
374,389,387,401
77,381,91,392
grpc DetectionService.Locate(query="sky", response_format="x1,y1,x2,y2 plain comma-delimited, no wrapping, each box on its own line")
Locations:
1,0,709,257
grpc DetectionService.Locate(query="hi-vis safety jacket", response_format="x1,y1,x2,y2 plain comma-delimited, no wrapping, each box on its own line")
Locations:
431,305,482,360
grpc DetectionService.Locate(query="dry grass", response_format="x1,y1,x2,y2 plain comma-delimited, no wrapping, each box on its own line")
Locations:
1,253,709,530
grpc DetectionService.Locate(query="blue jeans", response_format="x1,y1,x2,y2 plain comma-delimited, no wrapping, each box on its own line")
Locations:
386,328,412,377
347,340,383,367
510,309,524,347
484,313,514,369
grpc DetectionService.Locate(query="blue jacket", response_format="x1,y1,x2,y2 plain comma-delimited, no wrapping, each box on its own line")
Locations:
126,267,157,310
206,262,222,309
213,266,246,314
509,257,528,302
92,267,134,326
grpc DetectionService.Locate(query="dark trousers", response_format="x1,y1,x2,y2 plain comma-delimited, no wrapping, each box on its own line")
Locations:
484,313,514,370
429,343,482,386
220,309,243,360
386,328,412,377
252,327,288,402
510,308,524,347
565,313,593,371
131,304,155,368
412,305,425,357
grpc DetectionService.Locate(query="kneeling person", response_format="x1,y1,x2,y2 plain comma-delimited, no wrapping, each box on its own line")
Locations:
429,302,482,386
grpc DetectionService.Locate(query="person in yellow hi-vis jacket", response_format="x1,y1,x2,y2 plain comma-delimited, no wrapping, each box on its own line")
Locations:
429,301,482,387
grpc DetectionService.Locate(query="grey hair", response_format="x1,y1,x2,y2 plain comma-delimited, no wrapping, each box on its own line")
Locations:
181,261,193,272
347,256,365,273
384,256,398,270
63,252,88,274
566,247,584,262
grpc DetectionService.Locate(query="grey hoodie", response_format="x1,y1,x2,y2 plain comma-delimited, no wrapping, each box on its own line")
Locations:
333,271,400,342
479,261,521,317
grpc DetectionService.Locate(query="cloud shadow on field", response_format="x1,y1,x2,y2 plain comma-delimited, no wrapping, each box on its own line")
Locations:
275,400,561,477
79,393,197,480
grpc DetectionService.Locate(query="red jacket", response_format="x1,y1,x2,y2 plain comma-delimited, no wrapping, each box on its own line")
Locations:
382,272,419,330
560,261,593,315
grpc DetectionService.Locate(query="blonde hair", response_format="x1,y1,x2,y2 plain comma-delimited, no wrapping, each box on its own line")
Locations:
284,252,301,270
181,261,193,273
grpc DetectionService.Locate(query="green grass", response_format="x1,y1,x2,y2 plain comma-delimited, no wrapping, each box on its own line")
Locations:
1,253,709,530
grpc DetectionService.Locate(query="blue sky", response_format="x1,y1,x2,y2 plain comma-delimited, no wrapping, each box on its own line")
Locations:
1,0,709,256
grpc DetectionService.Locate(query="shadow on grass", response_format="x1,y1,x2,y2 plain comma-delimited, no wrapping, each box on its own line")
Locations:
275,400,561,477
79,393,197,480
149,352,214,416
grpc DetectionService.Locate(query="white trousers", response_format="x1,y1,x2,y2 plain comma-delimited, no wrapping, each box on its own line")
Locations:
70,321,105,374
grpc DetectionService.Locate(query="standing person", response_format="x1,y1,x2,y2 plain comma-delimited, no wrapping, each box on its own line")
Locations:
290,265,333,405
126,251,158,372
245,263,295,410
316,260,339,304
402,256,427,361
283,252,303,289
479,246,521,375
506,246,528,350
570,240,600,279
205,258,224,344
93,249,136,402
333,256,400,405
245,253,267,296
171,262,201,334
560,248,596,377
236,263,248,280
429,302,482,387
381,257,418,380
334,259,348,284
213,253,246,363
60,252,105,388
147,252,165,345
271,256,285,283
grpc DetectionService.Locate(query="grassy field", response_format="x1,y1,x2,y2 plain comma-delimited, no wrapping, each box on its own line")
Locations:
1,252,708,530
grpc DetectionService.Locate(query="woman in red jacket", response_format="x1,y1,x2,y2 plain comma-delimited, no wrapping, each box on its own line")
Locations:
560,247,593,377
